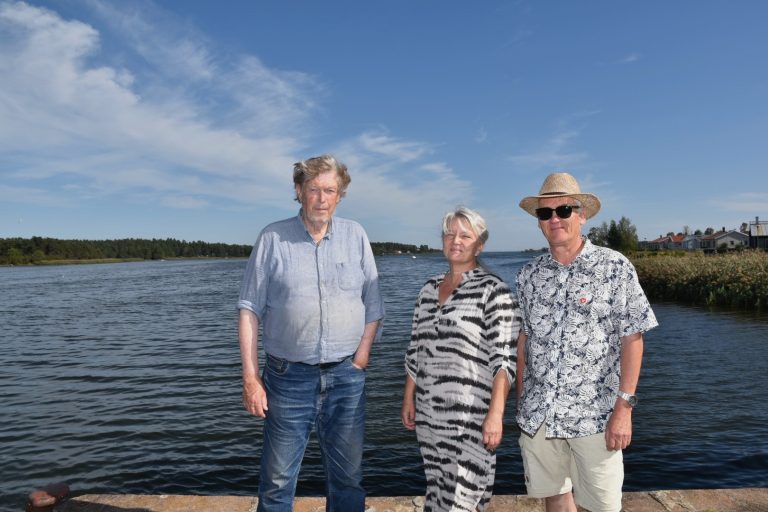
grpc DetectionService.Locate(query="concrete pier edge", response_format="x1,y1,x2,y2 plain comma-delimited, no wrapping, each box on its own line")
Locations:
51,488,768,512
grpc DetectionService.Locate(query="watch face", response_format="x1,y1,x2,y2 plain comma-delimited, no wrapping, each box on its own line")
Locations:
619,391,637,407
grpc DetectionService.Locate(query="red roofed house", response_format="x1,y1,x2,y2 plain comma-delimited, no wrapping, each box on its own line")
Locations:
700,228,748,252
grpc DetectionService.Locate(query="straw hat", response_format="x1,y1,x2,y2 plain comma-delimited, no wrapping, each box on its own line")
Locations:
519,172,601,219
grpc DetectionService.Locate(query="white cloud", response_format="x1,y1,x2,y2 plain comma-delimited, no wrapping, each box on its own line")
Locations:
0,183,72,207
618,53,641,64
328,132,476,243
83,0,217,82
0,1,487,246
508,128,589,170
507,111,600,172
718,193,768,214
357,131,434,162
0,0,314,208
161,195,209,209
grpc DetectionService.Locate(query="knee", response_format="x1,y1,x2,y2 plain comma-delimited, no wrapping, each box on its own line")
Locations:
545,492,577,512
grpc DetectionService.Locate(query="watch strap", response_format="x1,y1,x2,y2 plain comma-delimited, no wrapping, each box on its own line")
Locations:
617,390,637,407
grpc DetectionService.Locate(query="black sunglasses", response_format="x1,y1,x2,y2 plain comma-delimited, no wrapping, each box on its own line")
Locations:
535,205,580,221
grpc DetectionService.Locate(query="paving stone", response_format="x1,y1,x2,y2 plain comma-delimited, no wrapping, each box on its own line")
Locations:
52,489,768,512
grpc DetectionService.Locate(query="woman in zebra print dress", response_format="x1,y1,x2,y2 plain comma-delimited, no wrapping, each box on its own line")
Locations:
402,207,521,512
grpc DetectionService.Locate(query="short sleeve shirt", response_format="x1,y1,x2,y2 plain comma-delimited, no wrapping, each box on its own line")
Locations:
515,239,658,438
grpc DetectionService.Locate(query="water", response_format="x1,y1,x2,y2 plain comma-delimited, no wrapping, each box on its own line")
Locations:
1,253,767,510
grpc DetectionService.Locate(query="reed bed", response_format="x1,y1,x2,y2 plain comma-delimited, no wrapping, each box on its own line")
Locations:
631,250,768,310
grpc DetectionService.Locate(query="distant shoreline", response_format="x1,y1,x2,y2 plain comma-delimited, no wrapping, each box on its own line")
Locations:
1,237,442,265
0,256,244,267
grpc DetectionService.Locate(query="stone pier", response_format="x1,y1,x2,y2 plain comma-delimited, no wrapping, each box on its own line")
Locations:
50,488,768,512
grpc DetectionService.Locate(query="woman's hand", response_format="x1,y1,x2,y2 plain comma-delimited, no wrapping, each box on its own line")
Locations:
401,398,416,430
402,375,417,430
482,411,503,452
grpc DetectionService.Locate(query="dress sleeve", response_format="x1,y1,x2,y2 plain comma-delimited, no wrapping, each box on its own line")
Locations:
486,280,521,385
405,285,428,380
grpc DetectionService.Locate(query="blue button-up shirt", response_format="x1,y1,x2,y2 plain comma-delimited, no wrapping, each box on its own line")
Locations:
237,212,385,365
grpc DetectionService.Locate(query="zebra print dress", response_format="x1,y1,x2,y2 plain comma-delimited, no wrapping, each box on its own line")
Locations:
405,267,521,512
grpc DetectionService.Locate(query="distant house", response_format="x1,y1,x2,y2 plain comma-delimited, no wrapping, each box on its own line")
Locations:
749,217,768,249
668,234,686,250
681,234,702,251
647,235,671,251
647,234,687,251
700,229,748,252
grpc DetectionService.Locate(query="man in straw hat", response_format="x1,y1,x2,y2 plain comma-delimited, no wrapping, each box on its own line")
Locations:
514,172,658,512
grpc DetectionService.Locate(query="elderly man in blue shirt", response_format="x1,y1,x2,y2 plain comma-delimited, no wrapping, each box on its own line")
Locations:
237,154,384,512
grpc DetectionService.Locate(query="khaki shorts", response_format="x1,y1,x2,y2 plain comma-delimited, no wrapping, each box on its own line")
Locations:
519,425,624,512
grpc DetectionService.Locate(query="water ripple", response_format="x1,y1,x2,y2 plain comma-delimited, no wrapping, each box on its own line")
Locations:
0,257,767,511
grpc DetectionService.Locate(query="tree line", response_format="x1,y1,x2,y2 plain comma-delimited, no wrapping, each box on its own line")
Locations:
0,237,438,265
588,218,758,255
370,242,435,256
0,237,253,265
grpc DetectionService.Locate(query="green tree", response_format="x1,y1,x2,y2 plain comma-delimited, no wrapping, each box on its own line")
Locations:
590,217,638,254
587,223,609,247
612,217,639,254
8,247,25,265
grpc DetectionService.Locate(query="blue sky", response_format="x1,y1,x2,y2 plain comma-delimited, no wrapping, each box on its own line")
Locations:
1,0,767,251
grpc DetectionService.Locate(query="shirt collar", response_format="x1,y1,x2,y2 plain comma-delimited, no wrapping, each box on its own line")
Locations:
544,237,594,268
296,209,334,240
438,266,483,284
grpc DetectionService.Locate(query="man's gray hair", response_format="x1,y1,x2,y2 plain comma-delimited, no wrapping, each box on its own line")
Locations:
293,154,351,202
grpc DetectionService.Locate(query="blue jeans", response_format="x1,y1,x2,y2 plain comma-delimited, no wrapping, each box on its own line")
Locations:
257,354,366,512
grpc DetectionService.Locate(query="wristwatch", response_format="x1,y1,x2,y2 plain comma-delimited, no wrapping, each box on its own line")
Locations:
617,390,638,408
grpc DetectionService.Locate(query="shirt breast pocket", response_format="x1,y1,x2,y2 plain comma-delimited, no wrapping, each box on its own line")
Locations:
577,290,614,331
336,262,364,290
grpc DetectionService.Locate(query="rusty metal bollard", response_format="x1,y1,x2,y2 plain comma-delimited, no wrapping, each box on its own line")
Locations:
25,482,70,512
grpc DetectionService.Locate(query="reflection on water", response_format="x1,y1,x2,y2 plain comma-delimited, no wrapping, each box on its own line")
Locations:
1,255,767,510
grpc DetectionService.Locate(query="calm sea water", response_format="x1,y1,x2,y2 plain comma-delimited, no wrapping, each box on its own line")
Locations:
1,253,767,510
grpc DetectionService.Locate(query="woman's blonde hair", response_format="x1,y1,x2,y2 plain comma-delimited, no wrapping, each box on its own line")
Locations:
441,206,489,244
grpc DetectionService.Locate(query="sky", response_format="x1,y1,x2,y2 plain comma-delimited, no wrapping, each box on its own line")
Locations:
1,0,767,251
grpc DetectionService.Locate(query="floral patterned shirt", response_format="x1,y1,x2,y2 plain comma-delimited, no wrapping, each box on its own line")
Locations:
515,239,658,438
